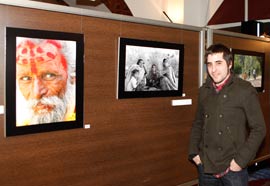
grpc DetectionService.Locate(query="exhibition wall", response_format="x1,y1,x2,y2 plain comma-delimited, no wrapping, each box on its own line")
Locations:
0,3,201,186
0,2,269,186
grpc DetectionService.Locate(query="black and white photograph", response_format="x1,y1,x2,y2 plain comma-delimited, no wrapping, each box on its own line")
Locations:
118,37,184,99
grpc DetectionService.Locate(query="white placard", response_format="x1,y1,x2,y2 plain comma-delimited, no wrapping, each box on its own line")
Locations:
171,99,192,106
0,105,4,114
84,124,91,129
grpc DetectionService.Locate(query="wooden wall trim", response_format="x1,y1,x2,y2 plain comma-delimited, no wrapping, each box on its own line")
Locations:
0,0,202,32
212,29,270,42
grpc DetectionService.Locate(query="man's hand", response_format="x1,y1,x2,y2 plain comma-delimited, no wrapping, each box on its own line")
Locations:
230,159,242,171
193,155,202,165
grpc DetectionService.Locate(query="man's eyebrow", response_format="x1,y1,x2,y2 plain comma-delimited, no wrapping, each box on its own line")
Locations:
207,60,223,63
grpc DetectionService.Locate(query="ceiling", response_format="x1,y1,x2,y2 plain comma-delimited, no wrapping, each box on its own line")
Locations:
30,0,270,35
208,0,270,25
31,0,132,16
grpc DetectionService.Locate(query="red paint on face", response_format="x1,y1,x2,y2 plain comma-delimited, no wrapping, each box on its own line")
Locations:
46,40,68,71
36,46,43,53
30,60,37,74
47,52,56,59
16,39,68,101
22,48,28,54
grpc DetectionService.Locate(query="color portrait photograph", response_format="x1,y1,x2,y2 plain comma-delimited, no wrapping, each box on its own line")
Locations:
232,49,265,92
5,27,84,136
16,37,77,126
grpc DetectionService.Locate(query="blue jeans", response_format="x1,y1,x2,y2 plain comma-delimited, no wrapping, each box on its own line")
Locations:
197,164,248,186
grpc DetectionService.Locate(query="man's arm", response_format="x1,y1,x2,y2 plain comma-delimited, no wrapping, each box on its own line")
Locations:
234,86,266,168
188,90,204,162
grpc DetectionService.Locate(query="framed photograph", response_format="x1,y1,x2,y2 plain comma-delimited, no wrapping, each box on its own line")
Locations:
5,27,84,137
118,37,184,99
232,49,265,92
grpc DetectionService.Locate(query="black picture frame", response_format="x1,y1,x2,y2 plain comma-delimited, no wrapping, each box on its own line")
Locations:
232,49,265,92
5,27,84,137
118,37,184,99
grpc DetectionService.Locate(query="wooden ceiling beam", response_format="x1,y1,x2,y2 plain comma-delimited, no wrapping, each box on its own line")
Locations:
76,0,102,7
76,0,133,16
102,0,132,16
31,0,69,6
31,0,133,16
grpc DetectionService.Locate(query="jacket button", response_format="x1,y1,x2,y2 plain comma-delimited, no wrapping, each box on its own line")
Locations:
218,131,222,135
223,94,227,98
219,114,223,118
205,114,209,118
218,147,223,151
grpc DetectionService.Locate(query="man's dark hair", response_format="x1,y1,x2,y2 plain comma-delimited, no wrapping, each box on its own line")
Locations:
205,43,232,65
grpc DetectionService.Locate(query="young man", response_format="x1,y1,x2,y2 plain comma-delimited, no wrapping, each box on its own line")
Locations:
188,44,266,186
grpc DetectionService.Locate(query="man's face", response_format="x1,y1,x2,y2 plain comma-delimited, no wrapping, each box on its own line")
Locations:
207,52,232,85
17,58,68,99
16,40,69,124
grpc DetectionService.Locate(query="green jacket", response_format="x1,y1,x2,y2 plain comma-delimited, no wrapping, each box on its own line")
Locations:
188,74,266,174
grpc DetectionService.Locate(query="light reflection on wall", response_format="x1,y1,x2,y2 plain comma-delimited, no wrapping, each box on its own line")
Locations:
163,0,184,24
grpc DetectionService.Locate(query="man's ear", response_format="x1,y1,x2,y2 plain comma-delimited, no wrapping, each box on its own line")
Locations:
229,61,233,69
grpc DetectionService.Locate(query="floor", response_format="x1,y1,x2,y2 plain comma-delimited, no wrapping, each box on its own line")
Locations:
188,160,270,186
248,160,270,186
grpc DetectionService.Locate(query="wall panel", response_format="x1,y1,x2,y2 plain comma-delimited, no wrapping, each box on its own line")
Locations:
0,4,201,186
0,3,269,186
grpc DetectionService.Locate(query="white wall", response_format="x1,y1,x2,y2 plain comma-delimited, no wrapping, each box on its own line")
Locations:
125,0,223,27
183,0,206,26
163,0,184,24
124,0,168,22
21,0,223,27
